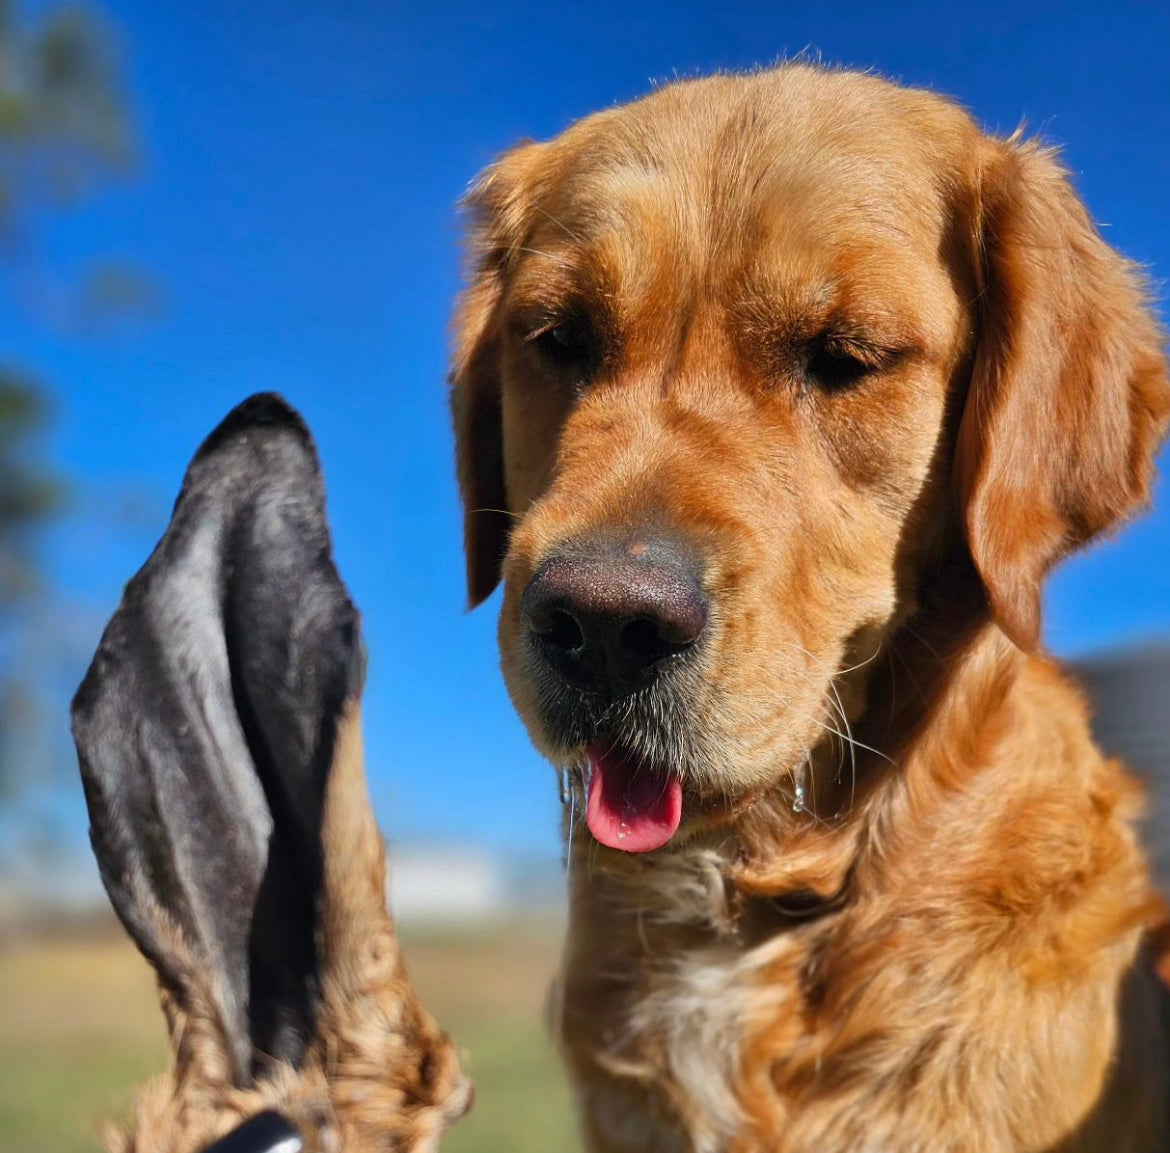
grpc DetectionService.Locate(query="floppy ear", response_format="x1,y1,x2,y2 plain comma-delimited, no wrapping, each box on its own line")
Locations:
73,394,468,1152
450,141,547,607
956,137,1170,651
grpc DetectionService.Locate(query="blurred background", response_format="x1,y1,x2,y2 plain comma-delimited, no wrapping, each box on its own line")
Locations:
0,1,1166,1150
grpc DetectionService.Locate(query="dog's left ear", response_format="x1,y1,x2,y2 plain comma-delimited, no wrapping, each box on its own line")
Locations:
957,137,1170,651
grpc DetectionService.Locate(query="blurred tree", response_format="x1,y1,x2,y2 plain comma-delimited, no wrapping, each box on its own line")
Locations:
0,0,134,794
0,372,60,604
0,0,132,219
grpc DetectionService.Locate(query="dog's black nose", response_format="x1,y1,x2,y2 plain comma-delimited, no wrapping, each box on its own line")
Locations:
522,536,707,695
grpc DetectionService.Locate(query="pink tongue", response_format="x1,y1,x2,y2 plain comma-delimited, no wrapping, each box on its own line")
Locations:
585,744,683,853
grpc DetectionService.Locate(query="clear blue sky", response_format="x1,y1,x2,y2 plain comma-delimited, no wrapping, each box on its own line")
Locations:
5,0,1169,862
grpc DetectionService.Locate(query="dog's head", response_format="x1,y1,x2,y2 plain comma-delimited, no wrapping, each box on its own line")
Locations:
451,67,1169,855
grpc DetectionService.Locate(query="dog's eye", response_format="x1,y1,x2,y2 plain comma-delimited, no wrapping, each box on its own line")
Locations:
529,317,595,369
805,338,884,391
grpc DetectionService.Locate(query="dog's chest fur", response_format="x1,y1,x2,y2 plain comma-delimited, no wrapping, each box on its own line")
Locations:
557,844,819,1153
556,799,1169,1153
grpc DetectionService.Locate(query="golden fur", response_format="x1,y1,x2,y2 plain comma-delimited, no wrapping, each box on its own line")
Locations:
105,710,470,1153
451,66,1170,1151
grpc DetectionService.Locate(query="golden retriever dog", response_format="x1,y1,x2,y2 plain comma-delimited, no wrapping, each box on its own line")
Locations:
450,65,1170,1153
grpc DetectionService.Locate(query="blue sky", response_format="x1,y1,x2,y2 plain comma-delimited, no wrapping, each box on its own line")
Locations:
4,0,1169,863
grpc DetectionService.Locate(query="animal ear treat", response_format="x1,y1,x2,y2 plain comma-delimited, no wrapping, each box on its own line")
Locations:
73,394,470,1153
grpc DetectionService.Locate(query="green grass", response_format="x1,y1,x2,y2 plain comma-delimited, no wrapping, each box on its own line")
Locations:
443,1016,578,1153
0,926,580,1153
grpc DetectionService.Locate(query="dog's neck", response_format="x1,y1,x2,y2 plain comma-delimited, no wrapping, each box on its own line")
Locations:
558,612,1164,1153
732,606,1022,907
561,565,1154,965
561,602,1024,925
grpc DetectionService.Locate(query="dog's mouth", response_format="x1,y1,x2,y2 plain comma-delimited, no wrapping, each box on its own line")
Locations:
584,742,684,853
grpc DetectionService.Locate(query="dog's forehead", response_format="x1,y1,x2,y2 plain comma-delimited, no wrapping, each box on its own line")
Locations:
526,70,978,333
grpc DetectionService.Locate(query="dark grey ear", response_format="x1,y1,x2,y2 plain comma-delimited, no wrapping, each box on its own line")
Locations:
71,393,363,1087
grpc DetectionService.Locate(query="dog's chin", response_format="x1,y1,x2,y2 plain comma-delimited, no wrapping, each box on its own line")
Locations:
512,660,826,855
561,735,783,856
514,668,700,854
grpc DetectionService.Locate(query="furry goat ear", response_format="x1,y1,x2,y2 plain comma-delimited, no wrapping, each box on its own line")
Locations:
74,395,469,1152
72,393,363,1086
450,141,547,607
956,138,1170,651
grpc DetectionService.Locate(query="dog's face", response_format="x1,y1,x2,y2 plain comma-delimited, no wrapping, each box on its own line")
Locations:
452,68,1168,854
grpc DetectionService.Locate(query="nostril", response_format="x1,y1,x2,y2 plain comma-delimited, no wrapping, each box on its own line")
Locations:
535,607,585,653
620,617,671,661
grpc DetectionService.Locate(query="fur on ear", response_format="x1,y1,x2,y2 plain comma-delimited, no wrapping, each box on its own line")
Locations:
956,136,1170,651
450,141,548,607
72,394,469,1152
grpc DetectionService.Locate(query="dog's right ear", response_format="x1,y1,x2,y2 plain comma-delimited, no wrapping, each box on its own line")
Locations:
450,141,547,607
